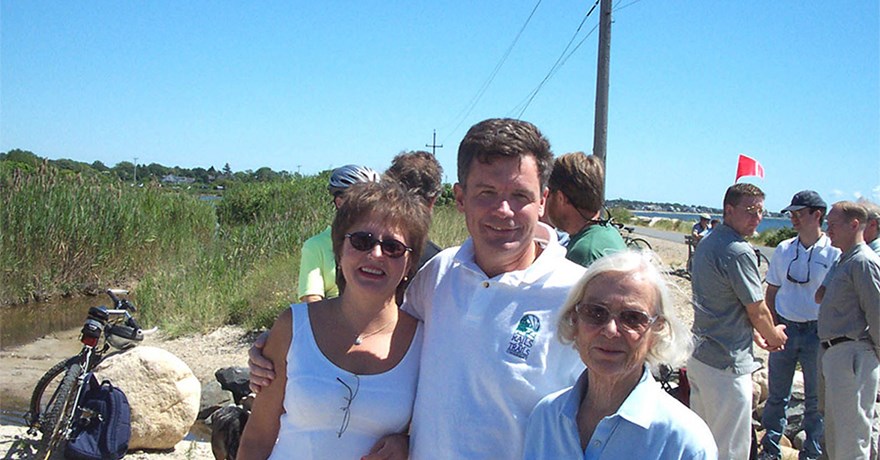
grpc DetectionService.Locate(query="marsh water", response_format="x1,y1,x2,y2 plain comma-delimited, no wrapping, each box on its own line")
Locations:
1,296,104,349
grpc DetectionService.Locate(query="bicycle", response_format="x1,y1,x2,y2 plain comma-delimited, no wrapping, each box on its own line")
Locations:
604,214,653,251
24,289,147,459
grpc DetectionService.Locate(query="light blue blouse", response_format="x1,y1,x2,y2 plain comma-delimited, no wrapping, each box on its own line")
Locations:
522,367,718,459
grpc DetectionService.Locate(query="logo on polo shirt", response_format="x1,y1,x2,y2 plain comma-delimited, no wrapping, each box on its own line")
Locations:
506,314,541,360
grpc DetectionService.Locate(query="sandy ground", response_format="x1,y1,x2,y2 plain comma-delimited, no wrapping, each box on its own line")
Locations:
0,326,254,459
0,231,702,458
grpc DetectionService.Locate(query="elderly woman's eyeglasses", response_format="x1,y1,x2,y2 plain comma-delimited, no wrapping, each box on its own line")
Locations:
336,375,360,438
575,303,658,333
345,231,412,259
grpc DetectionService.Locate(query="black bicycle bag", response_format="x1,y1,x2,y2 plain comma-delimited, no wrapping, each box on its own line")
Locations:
64,374,131,460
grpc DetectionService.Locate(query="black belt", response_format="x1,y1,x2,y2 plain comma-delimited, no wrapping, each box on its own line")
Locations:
821,337,854,350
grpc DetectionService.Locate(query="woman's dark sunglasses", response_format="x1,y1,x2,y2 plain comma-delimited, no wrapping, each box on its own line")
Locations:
575,302,658,333
345,231,412,259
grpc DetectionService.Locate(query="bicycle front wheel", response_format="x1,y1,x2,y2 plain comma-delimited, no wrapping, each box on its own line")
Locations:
35,362,82,459
627,238,652,251
27,356,79,432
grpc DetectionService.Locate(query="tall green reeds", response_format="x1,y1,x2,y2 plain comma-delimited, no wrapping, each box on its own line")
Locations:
2,161,472,337
0,162,215,304
136,174,335,334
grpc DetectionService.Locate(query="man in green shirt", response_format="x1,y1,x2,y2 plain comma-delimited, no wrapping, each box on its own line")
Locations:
544,152,625,267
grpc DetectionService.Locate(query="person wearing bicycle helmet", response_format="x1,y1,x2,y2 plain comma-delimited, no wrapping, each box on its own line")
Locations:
545,152,625,268
298,164,381,303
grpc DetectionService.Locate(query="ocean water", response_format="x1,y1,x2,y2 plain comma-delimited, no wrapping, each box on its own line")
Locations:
632,211,791,233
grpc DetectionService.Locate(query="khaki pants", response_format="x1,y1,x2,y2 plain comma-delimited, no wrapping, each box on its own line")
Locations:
819,340,880,460
687,357,753,460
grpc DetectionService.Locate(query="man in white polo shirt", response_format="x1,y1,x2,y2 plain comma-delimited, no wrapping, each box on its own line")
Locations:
399,118,585,459
759,190,839,460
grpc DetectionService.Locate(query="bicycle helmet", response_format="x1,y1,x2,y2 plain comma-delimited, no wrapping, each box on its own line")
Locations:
328,164,381,196
106,324,144,350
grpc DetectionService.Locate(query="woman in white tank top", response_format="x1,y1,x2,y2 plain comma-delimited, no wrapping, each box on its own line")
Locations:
239,181,432,459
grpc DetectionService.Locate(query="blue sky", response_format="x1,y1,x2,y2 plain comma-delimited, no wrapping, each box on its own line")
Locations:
2,1,878,211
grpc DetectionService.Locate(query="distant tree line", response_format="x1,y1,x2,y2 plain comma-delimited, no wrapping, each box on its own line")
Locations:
0,148,297,188
606,198,722,215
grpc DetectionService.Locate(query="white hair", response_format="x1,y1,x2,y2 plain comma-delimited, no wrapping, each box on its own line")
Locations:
556,250,694,368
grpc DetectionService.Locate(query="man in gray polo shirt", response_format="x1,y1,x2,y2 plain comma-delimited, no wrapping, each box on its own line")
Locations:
818,201,880,460
688,183,788,460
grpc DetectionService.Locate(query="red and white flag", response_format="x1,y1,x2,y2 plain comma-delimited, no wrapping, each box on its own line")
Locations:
735,154,765,182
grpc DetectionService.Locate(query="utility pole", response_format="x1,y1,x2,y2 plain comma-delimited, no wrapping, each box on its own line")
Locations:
133,156,138,185
425,130,443,156
593,0,612,195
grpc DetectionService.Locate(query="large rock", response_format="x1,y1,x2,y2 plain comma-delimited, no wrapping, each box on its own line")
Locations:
199,380,234,420
94,346,201,450
752,368,769,408
215,366,251,401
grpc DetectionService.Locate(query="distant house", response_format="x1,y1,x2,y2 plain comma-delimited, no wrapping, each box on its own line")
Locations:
161,174,196,185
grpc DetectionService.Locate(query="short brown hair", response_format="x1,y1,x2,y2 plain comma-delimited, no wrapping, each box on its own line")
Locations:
548,152,604,215
331,181,432,296
457,118,553,189
832,201,868,227
723,183,765,208
385,150,443,204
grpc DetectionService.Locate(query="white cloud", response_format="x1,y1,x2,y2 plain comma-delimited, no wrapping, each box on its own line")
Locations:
855,191,864,200
872,185,880,201
829,189,844,199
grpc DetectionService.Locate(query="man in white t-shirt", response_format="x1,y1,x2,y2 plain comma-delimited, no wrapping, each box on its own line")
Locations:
759,190,839,460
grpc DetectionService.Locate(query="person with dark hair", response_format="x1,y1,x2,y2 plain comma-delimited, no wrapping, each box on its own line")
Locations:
818,201,880,460
688,183,787,460
297,165,380,303
384,151,444,268
759,190,839,460
238,180,431,459
393,118,585,459
545,152,625,267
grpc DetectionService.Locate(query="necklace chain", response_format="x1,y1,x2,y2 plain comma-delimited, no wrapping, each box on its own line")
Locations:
353,319,396,345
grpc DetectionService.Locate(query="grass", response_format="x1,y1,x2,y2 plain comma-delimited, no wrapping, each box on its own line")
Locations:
0,162,471,336
1,162,215,304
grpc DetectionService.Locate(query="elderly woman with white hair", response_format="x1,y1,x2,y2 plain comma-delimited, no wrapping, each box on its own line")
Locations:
522,250,717,459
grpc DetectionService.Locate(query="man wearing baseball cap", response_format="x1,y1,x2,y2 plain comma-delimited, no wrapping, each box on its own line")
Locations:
692,213,713,243
759,190,840,460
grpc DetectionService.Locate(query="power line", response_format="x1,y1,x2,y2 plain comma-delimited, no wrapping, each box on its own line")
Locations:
439,0,544,145
614,0,646,12
510,0,601,118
